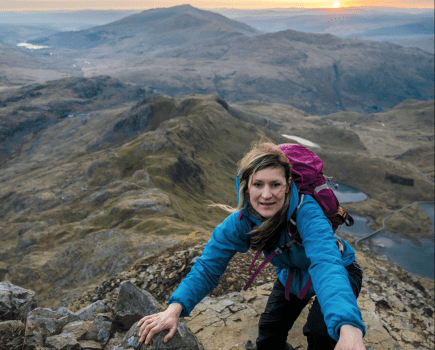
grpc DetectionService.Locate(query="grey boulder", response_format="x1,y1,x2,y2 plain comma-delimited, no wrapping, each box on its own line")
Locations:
114,281,160,330
0,281,37,321
85,313,113,342
75,300,111,321
120,322,205,350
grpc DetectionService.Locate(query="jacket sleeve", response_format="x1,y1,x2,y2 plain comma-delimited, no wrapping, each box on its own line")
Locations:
296,195,365,341
168,211,251,316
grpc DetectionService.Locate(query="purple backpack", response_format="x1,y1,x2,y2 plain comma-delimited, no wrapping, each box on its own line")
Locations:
243,143,354,300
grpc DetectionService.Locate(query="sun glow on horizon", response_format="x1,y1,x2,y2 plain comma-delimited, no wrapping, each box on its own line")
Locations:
0,0,434,11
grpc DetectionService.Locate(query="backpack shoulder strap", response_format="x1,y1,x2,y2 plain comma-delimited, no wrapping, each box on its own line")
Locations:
289,194,304,244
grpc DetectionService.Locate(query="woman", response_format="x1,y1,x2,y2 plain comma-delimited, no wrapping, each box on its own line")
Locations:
138,142,366,350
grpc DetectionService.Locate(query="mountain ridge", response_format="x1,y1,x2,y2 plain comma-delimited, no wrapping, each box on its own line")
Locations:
3,5,433,115
0,78,433,309
87,27,433,115
30,4,261,53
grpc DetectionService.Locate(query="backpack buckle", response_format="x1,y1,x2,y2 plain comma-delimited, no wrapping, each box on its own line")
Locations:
274,247,283,255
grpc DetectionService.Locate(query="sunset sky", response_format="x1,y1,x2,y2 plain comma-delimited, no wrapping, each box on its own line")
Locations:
1,0,434,11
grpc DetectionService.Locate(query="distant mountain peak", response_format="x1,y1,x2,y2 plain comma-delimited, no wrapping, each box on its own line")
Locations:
29,4,261,51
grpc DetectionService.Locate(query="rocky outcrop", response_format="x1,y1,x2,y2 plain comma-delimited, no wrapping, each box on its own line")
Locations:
0,280,204,350
0,281,37,321
1,238,434,350
68,241,434,350
0,282,36,349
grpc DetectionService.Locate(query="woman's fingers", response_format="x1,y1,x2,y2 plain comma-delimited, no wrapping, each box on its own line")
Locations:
164,324,178,343
138,314,157,326
137,306,182,345
145,322,165,345
139,318,158,342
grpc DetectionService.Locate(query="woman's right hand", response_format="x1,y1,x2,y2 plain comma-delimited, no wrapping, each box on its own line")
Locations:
138,302,183,345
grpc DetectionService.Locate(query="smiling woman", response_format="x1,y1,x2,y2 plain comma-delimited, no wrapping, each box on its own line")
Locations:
137,141,367,350
248,167,290,219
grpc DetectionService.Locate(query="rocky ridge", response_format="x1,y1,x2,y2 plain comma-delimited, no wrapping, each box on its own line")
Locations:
0,90,433,349
2,234,431,350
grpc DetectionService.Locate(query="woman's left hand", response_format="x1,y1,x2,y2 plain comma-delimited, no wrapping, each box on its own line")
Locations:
334,324,366,350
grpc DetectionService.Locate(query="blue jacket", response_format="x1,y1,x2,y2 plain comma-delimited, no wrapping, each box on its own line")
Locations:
168,181,365,341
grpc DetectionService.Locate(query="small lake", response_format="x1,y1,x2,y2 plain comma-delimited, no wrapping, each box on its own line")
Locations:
338,210,435,279
331,183,368,203
332,184,434,279
421,204,434,233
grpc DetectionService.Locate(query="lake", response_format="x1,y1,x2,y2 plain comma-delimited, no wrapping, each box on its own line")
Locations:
333,184,434,279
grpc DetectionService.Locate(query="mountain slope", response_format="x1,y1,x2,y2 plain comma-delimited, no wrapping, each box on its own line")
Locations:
0,77,433,307
86,28,434,115
30,5,261,56
12,5,435,115
0,41,69,87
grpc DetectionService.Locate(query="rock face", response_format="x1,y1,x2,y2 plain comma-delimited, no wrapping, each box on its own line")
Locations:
0,280,204,350
0,281,36,349
114,281,161,330
0,281,37,321
120,322,205,350
1,239,434,350
69,241,434,350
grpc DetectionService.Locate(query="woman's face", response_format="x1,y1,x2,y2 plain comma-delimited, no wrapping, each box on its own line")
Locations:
248,166,289,218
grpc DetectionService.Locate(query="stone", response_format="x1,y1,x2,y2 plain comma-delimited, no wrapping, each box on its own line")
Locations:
225,292,244,303
75,300,111,321
57,307,77,319
0,281,37,321
62,320,92,340
114,281,161,330
45,332,80,350
104,332,125,350
78,340,103,349
0,320,25,348
120,322,205,349
85,313,113,342
24,315,64,348
28,307,57,318
209,299,234,313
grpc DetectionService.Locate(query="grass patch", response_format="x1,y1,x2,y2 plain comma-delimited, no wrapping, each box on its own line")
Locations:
132,217,193,236
118,219,143,229
90,208,135,227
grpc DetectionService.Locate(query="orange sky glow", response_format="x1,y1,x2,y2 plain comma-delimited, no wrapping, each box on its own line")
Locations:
1,0,434,11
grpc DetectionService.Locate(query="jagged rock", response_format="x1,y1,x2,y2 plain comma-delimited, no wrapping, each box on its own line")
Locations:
24,314,65,348
28,307,57,318
114,281,161,330
57,307,76,318
79,339,103,349
57,308,81,326
120,322,205,350
62,320,93,340
45,332,80,350
0,320,25,349
0,281,37,321
11,239,431,350
75,300,111,321
85,313,113,342
104,331,126,350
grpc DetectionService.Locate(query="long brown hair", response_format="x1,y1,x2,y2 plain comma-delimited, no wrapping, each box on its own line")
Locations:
238,142,292,252
209,141,293,251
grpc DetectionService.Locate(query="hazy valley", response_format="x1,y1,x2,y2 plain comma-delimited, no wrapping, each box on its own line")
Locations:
1,5,433,114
